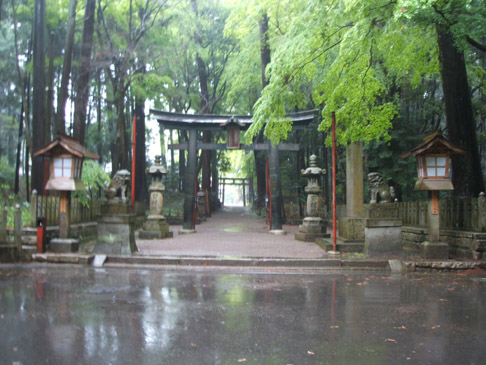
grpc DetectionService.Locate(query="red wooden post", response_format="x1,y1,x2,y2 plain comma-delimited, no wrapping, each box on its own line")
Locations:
131,116,136,214
332,112,337,252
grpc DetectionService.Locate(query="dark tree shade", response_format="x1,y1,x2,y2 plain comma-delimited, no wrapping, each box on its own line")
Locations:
32,0,46,194
437,25,485,198
73,0,96,145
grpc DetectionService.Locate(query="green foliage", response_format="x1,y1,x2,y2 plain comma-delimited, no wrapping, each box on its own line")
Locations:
73,160,110,206
0,184,30,227
0,157,15,188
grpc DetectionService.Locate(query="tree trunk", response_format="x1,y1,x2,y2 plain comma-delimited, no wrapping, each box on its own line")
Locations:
46,32,54,140
436,25,484,198
55,0,77,135
254,13,271,211
73,0,96,145
134,86,147,206
32,0,47,194
113,83,129,172
259,13,271,89
14,100,24,195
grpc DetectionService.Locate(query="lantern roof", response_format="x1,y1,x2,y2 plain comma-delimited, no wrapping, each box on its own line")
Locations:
401,131,465,159
220,115,245,128
34,134,99,160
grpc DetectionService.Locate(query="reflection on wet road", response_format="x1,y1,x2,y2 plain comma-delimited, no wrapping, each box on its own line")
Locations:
1,265,485,364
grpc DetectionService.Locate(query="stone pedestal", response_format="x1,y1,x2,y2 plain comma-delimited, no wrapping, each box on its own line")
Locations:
95,202,137,255
295,217,329,242
364,218,402,256
363,203,402,256
49,238,79,253
139,216,173,239
421,241,449,259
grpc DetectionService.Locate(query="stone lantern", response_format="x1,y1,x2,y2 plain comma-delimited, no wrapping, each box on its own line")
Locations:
139,155,173,239
401,131,465,258
34,134,99,252
295,155,329,242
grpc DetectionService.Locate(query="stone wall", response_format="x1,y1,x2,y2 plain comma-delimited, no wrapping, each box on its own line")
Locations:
402,226,486,259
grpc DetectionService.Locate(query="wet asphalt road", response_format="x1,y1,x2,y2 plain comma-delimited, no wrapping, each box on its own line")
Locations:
1,264,486,365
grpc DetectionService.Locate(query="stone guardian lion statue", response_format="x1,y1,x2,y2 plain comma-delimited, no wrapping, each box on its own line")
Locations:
367,172,395,204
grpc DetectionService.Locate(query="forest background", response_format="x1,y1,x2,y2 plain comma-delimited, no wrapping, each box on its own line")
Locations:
0,0,485,214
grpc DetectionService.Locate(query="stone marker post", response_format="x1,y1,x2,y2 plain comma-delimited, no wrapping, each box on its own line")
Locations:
338,142,367,244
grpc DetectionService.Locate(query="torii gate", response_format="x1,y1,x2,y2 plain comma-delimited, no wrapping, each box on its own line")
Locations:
150,109,317,234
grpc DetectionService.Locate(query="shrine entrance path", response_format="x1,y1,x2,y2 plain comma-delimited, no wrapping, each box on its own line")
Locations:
136,206,327,259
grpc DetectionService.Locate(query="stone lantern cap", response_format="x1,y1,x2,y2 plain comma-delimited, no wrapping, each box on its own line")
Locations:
301,155,326,177
147,155,167,175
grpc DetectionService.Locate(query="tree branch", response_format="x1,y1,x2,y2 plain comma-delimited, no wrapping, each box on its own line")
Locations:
467,36,486,52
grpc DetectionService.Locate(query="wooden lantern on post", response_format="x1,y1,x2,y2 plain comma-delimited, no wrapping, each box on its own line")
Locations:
401,131,465,258
221,116,243,149
34,134,99,251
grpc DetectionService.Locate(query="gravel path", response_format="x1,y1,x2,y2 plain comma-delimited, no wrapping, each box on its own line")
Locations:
136,206,327,259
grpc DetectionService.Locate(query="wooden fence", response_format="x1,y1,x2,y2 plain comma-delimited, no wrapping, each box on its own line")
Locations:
396,194,486,232
0,204,22,248
30,190,100,227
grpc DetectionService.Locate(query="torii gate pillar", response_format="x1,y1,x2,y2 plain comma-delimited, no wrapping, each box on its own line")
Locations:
269,142,285,234
181,128,197,233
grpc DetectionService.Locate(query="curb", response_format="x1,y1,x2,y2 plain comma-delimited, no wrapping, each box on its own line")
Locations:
29,253,486,272
31,253,390,270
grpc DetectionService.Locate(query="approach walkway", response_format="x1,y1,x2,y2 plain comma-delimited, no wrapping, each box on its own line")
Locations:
136,206,327,259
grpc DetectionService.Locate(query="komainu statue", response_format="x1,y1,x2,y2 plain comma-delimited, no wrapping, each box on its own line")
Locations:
106,169,131,202
368,172,395,204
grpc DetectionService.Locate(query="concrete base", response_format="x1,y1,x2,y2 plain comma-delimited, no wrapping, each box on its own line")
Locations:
421,241,449,260
179,229,196,235
269,230,287,236
49,238,79,253
139,217,173,239
316,237,364,253
95,213,137,255
364,218,402,257
295,232,330,242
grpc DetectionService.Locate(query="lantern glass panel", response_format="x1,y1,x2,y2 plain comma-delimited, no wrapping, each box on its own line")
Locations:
53,157,73,177
63,158,72,177
424,155,448,178
54,158,63,177
417,157,424,177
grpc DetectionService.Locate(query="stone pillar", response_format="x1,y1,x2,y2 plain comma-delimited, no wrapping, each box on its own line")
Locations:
346,142,364,217
338,142,367,244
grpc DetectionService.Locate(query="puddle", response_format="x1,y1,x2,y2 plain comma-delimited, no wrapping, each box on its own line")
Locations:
224,225,244,232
